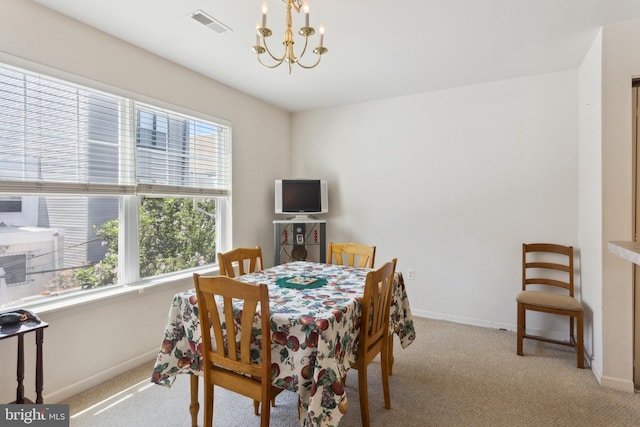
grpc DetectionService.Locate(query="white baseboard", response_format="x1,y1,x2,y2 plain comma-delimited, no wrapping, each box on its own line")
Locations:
600,374,635,393
413,309,514,331
46,349,159,404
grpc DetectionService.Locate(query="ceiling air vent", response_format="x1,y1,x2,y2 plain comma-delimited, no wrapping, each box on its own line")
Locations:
191,10,232,35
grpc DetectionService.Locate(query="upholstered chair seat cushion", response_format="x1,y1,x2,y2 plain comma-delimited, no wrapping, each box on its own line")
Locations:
516,290,583,312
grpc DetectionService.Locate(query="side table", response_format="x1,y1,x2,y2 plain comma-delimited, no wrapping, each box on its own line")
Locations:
0,311,49,404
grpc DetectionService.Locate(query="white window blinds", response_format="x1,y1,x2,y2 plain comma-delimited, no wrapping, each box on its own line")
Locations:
134,103,231,197
0,64,231,197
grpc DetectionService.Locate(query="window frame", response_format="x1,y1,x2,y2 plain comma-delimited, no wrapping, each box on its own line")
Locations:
0,61,232,310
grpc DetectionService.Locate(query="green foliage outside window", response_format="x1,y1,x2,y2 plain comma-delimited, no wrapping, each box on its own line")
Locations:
138,198,217,278
52,198,217,290
74,219,118,288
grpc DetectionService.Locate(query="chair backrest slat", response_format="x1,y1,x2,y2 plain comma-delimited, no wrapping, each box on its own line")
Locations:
522,243,574,296
218,247,263,277
360,258,396,357
328,242,376,268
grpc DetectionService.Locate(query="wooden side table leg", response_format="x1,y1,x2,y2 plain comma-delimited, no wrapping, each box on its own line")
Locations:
16,333,25,404
35,329,45,404
189,374,199,427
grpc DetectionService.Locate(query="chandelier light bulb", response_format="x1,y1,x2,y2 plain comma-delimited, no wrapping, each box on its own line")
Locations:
262,3,268,27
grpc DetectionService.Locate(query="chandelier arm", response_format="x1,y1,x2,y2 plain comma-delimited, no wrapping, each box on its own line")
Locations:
257,53,287,69
262,37,287,62
296,35,310,59
295,54,323,69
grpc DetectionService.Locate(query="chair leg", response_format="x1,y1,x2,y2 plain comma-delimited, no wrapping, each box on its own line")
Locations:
189,374,200,427
576,312,585,369
517,303,524,356
253,396,275,417
570,316,575,343
203,381,214,427
381,337,391,410
388,336,395,376
358,365,371,427
260,397,271,427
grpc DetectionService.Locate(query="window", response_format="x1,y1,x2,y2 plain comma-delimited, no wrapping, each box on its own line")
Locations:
0,197,21,213
0,63,231,308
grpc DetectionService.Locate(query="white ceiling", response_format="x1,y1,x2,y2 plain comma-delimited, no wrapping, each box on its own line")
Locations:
31,0,640,112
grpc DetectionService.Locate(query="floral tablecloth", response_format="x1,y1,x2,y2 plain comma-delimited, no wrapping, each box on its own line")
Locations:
151,261,415,427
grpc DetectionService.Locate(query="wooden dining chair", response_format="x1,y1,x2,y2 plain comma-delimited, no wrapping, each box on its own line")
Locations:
350,258,397,427
193,274,283,427
516,243,585,368
217,246,263,277
216,246,277,410
327,242,376,268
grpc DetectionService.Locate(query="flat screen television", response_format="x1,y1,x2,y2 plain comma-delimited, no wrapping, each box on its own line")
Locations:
275,179,328,217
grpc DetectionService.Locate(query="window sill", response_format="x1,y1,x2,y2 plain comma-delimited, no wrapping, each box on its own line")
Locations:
4,265,220,317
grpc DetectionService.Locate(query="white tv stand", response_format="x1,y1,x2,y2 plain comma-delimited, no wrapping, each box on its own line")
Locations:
273,218,326,265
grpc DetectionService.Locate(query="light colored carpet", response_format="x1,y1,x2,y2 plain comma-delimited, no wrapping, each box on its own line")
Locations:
66,317,640,426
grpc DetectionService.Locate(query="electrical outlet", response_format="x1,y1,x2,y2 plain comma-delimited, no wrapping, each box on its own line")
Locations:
407,268,414,280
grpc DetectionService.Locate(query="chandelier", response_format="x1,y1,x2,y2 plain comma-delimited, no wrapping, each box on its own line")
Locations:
252,0,328,73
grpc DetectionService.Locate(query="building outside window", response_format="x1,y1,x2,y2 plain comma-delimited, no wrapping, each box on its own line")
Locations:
0,254,27,285
0,63,231,308
0,196,21,213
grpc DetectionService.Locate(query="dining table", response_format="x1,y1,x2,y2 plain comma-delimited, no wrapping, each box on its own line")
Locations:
151,261,416,427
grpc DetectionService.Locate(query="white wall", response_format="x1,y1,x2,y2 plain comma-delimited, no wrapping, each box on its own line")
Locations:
292,71,579,334
578,30,604,382
0,0,290,403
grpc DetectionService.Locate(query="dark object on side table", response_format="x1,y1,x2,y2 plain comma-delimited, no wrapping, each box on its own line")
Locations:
0,309,49,403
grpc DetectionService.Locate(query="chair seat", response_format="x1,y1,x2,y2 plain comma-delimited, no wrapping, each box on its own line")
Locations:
516,290,583,312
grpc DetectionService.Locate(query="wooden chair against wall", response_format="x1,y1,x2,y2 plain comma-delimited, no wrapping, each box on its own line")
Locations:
516,243,585,368
193,274,283,427
350,258,397,427
327,242,376,268
217,246,263,277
